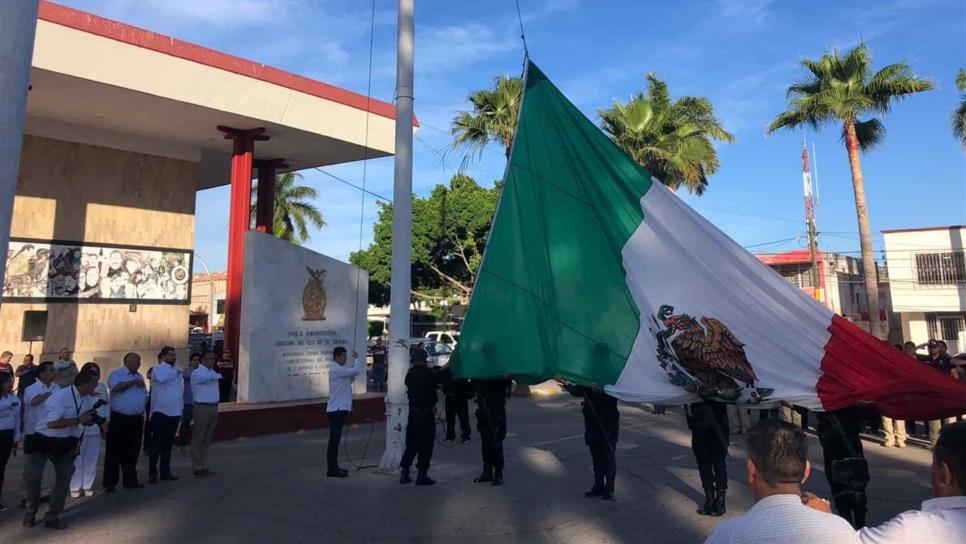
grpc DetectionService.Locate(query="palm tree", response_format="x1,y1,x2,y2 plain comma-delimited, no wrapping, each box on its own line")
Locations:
954,68,966,147
598,73,735,195
450,75,523,167
250,172,325,244
767,44,934,339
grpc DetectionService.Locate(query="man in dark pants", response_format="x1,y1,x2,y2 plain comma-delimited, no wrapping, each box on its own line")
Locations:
147,347,183,484
23,370,97,530
687,399,730,516
473,378,513,486
103,352,147,491
816,404,868,529
400,348,441,486
326,347,363,478
565,383,620,500
443,374,472,443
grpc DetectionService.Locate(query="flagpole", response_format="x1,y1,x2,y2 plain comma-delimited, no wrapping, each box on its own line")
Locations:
0,1,40,291
378,0,415,472
802,138,821,303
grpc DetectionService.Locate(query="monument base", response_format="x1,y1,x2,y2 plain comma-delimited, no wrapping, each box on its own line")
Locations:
213,393,386,441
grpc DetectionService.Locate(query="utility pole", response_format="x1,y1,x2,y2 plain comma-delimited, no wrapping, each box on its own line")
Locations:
0,1,40,292
379,0,414,472
802,140,821,302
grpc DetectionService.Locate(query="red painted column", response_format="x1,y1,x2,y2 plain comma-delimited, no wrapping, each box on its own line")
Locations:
217,126,268,380
254,159,287,235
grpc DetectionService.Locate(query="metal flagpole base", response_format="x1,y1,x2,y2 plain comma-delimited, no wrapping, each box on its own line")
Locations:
377,399,409,473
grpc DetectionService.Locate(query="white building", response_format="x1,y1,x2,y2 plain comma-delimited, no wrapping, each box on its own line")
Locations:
883,225,966,353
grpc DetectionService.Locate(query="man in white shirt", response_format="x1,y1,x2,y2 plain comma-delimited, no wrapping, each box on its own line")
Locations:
147,346,182,484
52,347,78,389
189,351,221,478
21,362,59,508
704,420,861,544
104,352,147,491
23,369,97,530
326,346,362,478
805,420,966,543
0,372,22,512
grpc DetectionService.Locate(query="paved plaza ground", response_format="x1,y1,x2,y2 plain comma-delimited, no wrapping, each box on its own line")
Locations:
0,387,935,543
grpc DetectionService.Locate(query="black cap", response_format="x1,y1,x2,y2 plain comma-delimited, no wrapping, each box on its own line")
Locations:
928,339,940,348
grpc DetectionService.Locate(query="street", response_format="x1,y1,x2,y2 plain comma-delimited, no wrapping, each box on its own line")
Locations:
0,388,934,543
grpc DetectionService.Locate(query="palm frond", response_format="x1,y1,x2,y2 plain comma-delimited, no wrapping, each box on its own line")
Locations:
842,118,886,152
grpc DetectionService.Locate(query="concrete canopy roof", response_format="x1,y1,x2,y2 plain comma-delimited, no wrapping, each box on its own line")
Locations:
24,2,409,190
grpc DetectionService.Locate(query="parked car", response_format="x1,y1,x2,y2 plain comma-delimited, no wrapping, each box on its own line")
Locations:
409,338,453,367
424,330,460,348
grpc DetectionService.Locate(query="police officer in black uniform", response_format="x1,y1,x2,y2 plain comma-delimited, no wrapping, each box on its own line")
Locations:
686,399,730,516
816,405,868,529
473,378,512,486
399,347,442,486
564,383,619,500
443,373,473,443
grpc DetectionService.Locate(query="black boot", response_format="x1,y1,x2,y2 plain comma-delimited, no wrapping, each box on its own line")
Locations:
601,475,615,501
473,465,493,483
491,467,503,486
711,488,726,517
399,467,412,484
585,474,605,498
415,472,436,486
697,488,715,515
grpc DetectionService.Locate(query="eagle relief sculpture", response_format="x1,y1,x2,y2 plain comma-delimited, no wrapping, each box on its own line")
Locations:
651,304,773,403
301,267,327,321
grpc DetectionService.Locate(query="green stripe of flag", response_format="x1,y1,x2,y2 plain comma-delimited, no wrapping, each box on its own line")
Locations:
452,61,653,386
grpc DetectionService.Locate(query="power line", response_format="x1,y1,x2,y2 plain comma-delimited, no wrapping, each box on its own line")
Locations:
314,167,390,202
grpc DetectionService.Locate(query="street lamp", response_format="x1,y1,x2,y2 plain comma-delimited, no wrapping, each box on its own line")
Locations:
194,253,215,332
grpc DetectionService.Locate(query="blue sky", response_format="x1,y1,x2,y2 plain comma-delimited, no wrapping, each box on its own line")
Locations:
60,0,966,270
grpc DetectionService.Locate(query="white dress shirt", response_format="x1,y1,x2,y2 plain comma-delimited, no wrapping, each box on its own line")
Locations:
857,496,966,544
23,381,60,435
704,494,862,544
38,385,84,438
78,383,110,436
108,367,147,415
0,393,23,442
190,365,222,404
327,358,362,413
149,363,183,417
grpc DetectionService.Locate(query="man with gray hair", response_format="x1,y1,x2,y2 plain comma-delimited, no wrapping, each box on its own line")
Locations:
103,352,147,491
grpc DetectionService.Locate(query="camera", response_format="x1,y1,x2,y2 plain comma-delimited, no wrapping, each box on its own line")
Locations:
830,457,870,493
83,399,108,426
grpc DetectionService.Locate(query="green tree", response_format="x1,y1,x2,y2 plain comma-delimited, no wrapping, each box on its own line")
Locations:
598,73,735,196
250,172,325,244
450,75,523,166
350,174,500,306
954,68,966,147
767,44,934,338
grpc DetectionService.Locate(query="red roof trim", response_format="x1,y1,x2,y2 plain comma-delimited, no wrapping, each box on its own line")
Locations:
38,1,418,126
881,225,964,235
755,249,826,266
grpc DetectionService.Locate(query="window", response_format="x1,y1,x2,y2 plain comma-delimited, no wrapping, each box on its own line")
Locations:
215,299,225,314
21,311,48,342
915,252,966,286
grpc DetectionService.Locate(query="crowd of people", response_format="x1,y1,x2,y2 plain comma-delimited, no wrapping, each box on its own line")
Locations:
0,346,223,530
324,339,965,543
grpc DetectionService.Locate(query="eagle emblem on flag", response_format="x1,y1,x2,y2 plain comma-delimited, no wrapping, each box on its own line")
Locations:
652,304,773,402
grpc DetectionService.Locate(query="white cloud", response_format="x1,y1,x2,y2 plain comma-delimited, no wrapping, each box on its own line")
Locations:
714,0,775,28
418,24,518,73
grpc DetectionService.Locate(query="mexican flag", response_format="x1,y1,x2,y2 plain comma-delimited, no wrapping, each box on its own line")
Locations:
452,61,966,420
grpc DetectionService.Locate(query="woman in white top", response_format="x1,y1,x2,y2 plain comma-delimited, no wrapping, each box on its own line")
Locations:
70,362,110,498
0,372,22,511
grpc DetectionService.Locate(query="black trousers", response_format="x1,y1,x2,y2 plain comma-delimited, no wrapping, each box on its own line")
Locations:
477,403,507,469
326,410,348,470
445,394,471,440
692,429,728,491
584,409,619,479
104,412,144,488
0,429,12,496
401,408,436,472
148,413,180,477
178,404,194,447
